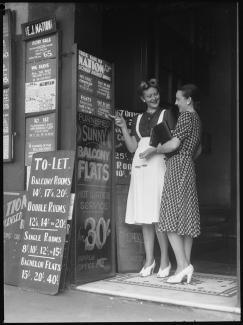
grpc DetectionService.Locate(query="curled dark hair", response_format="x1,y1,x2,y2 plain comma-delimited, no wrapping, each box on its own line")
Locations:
178,84,200,111
137,78,160,97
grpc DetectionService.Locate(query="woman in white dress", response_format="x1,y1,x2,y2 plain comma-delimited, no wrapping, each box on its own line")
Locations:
114,78,174,277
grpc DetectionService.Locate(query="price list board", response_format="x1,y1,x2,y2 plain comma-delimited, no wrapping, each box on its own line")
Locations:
22,17,58,167
115,110,138,184
19,150,75,295
77,50,112,118
3,9,13,161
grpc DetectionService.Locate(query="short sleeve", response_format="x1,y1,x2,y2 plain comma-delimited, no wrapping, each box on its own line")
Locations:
173,112,192,141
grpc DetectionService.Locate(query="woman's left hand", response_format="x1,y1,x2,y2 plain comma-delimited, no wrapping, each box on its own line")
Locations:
139,147,157,160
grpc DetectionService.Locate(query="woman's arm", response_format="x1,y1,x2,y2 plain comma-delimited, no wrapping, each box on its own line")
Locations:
156,137,180,154
139,137,180,159
115,115,138,153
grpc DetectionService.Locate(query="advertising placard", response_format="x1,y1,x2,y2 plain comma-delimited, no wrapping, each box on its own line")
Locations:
19,151,75,295
26,35,56,62
25,113,56,166
4,192,27,285
75,112,114,283
78,50,112,82
78,71,111,100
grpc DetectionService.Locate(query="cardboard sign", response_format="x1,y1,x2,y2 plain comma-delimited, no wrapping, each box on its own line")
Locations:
26,35,57,62
4,192,27,285
25,113,56,166
19,150,75,295
115,110,138,184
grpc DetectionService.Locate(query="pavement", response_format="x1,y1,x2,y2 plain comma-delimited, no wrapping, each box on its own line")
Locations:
3,284,241,322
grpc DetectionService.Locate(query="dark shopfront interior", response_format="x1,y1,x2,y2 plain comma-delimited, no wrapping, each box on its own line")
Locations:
3,1,239,291
98,2,239,277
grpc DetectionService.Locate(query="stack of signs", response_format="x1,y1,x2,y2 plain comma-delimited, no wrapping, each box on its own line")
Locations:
19,150,75,295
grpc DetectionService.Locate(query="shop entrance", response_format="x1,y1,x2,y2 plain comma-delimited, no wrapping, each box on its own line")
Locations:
100,2,238,277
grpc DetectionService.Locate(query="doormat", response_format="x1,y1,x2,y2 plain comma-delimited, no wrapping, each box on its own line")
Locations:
76,272,240,314
103,272,238,297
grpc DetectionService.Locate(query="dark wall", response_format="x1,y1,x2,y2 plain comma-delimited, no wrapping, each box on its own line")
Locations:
3,3,76,191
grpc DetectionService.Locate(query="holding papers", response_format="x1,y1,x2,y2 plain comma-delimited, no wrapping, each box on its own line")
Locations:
150,120,172,147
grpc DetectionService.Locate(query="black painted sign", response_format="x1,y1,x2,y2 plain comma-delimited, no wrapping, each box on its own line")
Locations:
4,192,27,285
25,113,56,166
19,150,75,295
75,112,114,283
22,17,56,40
78,71,111,100
115,110,138,183
26,35,57,62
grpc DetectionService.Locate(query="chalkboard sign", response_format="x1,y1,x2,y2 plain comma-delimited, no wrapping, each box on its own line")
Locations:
25,113,56,166
4,192,27,285
19,150,75,295
115,110,138,184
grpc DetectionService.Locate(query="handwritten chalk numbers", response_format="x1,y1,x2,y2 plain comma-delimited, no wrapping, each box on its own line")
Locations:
46,274,58,285
84,217,111,251
29,216,39,227
22,269,31,280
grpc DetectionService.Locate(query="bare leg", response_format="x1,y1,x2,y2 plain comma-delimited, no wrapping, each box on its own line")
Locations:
142,224,155,267
155,227,170,269
183,235,193,264
167,232,189,274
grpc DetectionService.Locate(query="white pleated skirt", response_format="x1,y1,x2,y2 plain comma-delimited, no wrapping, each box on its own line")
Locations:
125,137,166,225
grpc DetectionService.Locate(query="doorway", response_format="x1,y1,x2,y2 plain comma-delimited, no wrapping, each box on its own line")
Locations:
101,2,238,277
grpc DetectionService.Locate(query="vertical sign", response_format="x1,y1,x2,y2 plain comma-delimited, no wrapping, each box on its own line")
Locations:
74,48,115,284
75,112,113,282
3,9,13,161
4,192,27,285
19,151,75,295
22,17,58,166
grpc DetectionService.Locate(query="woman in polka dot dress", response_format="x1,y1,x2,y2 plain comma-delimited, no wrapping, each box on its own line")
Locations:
140,84,202,284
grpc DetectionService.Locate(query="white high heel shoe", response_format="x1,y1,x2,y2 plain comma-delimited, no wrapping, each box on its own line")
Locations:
139,260,156,277
166,264,194,284
157,262,171,278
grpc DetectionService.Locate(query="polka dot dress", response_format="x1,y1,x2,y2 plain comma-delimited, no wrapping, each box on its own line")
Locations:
158,111,202,238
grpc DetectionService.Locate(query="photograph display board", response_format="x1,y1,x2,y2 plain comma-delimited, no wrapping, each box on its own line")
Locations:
115,110,138,183
23,17,59,167
4,192,27,285
75,112,114,282
25,113,56,166
19,151,75,295
77,50,112,118
3,10,13,161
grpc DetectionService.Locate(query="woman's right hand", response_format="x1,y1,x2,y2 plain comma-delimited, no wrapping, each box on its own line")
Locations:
114,114,127,129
